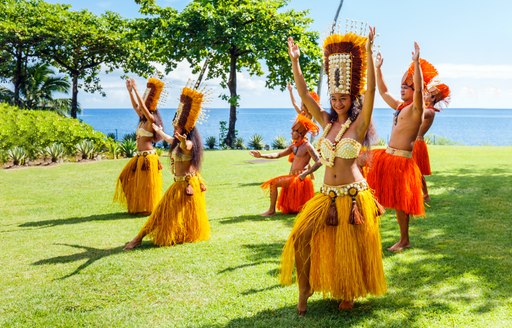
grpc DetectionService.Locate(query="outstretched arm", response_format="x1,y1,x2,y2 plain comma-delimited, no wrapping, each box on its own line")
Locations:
356,27,376,140
376,53,401,110
126,79,143,117
249,146,292,160
287,83,302,114
288,37,328,127
411,42,424,118
132,79,155,123
152,123,173,143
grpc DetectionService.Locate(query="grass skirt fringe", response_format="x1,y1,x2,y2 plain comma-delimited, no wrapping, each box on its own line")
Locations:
261,175,314,214
113,154,162,214
367,149,425,216
137,175,210,246
280,189,386,301
413,139,431,175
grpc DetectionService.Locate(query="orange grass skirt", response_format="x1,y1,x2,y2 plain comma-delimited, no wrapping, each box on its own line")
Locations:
412,139,431,175
261,175,314,214
136,175,210,246
113,154,162,214
367,149,425,216
280,189,386,301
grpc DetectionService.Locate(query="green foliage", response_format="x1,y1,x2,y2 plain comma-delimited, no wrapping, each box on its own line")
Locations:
272,135,289,149
218,121,228,148
234,137,246,150
205,136,217,150
155,147,164,156
105,139,120,159
7,146,28,166
0,104,105,158
123,132,137,142
248,134,264,150
43,142,65,162
75,139,96,160
120,139,137,158
106,132,116,140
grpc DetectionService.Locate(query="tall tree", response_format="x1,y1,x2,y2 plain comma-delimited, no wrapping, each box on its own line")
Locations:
137,0,321,147
39,9,155,118
0,0,67,106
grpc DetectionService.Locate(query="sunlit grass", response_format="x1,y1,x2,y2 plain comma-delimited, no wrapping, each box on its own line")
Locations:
0,146,511,327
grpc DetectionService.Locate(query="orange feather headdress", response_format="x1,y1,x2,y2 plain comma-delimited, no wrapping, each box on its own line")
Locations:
292,114,319,136
401,59,438,90
173,85,205,133
428,82,451,110
142,77,165,112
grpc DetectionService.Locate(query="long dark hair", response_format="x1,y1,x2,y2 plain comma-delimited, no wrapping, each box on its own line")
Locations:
328,95,378,148
168,127,204,171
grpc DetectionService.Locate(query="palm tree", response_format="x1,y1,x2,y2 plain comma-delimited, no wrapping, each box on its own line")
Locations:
0,62,74,116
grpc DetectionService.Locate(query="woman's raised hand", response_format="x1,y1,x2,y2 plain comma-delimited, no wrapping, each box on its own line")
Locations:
175,131,187,142
367,26,376,51
412,41,420,62
152,123,162,132
287,37,300,62
376,52,384,68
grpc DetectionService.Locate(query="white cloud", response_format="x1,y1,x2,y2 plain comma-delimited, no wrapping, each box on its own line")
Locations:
436,64,512,79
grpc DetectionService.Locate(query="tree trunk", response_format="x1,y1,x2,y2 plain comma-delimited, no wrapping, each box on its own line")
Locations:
225,51,238,148
71,74,79,118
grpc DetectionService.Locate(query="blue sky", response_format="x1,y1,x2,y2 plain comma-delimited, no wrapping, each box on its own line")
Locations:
45,0,512,109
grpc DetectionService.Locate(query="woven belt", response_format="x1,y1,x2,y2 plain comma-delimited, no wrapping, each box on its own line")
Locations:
174,172,197,182
320,180,368,197
385,146,412,158
137,149,156,156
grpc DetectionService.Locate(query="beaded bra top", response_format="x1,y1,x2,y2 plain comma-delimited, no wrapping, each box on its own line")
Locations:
315,119,361,167
171,148,192,162
136,127,153,138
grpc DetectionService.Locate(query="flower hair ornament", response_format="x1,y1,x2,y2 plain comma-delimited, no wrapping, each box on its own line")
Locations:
142,77,166,112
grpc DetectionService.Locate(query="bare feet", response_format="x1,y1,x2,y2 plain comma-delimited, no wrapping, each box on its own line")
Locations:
123,238,142,251
297,290,313,316
387,241,411,252
260,210,276,217
424,194,430,203
339,300,354,310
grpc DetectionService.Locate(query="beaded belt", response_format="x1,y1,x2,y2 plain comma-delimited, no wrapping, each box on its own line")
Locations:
320,180,368,197
385,146,412,158
137,149,156,156
289,169,305,175
174,172,197,182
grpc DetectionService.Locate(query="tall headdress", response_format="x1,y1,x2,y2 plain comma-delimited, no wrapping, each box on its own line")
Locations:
173,80,207,133
428,82,451,110
292,114,319,136
401,59,438,90
142,77,165,112
323,30,368,97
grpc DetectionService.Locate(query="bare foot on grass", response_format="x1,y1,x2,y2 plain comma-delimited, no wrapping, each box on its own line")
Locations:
297,290,313,316
339,300,354,310
260,210,276,217
123,238,142,251
387,241,411,252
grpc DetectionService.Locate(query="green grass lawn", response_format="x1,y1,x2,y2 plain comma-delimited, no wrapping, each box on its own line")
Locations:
1,146,511,327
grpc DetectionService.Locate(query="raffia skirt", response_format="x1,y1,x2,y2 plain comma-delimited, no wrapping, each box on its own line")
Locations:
261,174,314,214
280,181,386,301
136,174,210,246
113,153,163,214
412,139,431,175
367,148,425,216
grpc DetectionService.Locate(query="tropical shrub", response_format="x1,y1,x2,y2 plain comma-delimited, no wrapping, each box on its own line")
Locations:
8,146,28,166
248,134,264,150
76,139,96,160
271,135,288,149
205,136,216,150
44,143,65,162
120,139,137,158
105,140,120,159
106,132,116,140
123,132,137,141
234,137,246,150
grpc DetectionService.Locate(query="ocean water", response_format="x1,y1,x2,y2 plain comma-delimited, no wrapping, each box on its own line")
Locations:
78,108,512,146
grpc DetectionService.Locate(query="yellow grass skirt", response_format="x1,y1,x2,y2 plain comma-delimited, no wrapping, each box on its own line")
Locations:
136,174,210,246
280,188,386,301
113,154,162,214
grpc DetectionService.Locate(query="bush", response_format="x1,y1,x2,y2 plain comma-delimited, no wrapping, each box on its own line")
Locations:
106,132,116,140
44,143,65,163
0,104,105,158
205,136,216,150
271,135,288,149
120,139,137,158
123,132,137,142
248,134,264,150
76,139,96,160
8,146,28,165
105,140,120,159
234,137,246,150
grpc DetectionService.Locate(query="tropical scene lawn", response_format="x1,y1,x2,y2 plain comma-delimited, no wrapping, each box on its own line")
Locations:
1,146,511,327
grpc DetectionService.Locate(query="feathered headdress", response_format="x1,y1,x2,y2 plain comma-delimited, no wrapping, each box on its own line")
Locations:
173,83,206,133
292,114,319,136
323,32,368,97
143,77,165,112
428,82,451,110
401,59,438,89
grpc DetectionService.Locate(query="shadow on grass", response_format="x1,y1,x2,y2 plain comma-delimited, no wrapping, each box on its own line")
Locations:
19,212,142,228
237,182,263,187
218,168,511,326
218,213,296,225
32,243,125,279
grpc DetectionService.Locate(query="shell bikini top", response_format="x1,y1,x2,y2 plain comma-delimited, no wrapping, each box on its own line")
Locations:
314,119,361,167
136,127,153,138
172,148,192,162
